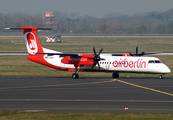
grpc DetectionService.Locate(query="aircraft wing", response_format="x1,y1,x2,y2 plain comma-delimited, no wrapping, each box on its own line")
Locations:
148,52,173,55
111,52,160,56
111,52,173,56
37,52,173,57
37,52,82,57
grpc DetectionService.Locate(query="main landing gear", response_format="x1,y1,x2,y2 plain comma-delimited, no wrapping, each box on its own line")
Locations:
72,67,79,79
112,72,119,78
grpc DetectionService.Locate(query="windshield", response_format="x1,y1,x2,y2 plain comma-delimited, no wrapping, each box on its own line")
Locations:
148,60,162,63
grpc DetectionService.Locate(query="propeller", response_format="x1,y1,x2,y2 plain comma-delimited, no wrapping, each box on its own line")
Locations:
129,46,145,56
89,47,105,70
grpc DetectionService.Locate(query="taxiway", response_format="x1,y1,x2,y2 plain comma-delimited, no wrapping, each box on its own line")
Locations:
0,76,173,113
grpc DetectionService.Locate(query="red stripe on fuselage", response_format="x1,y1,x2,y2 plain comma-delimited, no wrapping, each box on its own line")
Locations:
27,56,69,71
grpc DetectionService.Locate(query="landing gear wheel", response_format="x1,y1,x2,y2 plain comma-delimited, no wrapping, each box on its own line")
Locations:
112,72,119,78
159,73,164,79
72,73,79,79
159,75,164,79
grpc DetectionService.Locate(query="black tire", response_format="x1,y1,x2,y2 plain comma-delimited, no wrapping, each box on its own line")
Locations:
159,75,164,79
76,73,79,78
72,73,79,79
112,72,119,78
72,73,76,79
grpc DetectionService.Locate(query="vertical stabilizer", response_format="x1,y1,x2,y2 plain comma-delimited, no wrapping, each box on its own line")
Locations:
5,26,51,56
22,26,43,56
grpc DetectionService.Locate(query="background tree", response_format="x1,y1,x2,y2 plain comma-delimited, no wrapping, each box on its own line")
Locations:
156,24,166,33
167,21,173,33
2,9,173,34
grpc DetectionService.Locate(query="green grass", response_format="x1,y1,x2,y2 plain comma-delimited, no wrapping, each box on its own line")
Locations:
3,36,173,52
0,113,173,120
0,36,173,77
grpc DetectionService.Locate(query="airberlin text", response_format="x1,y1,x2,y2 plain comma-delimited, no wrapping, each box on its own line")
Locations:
69,58,87,62
113,58,146,68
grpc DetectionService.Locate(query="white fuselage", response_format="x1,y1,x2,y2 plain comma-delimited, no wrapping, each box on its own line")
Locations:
43,48,171,74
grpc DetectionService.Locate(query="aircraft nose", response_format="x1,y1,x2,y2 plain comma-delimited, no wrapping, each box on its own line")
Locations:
162,65,171,73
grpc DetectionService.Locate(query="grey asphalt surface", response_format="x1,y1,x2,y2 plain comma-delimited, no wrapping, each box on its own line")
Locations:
0,76,173,113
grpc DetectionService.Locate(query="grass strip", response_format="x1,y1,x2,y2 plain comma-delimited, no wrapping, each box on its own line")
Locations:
0,113,173,120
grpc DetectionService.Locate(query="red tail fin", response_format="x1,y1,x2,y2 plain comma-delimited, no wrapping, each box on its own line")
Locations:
22,26,44,56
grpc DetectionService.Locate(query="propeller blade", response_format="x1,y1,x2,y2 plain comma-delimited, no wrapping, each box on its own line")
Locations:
91,47,104,70
100,58,105,60
140,51,145,56
129,46,145,56
129,52,134,56
97,61,101,70
91,61,97,69
88,57,94,60
136,46,138,55
93,47,96,56
98,48,103,55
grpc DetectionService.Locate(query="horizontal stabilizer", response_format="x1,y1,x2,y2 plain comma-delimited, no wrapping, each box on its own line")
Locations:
4,27,51,31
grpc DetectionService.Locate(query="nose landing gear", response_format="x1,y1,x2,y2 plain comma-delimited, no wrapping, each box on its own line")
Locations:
159,73,164,79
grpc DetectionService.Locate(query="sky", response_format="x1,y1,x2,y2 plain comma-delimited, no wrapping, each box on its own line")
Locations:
1,0,173,18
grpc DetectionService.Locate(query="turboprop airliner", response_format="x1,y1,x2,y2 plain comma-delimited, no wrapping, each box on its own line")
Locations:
5,26,171,79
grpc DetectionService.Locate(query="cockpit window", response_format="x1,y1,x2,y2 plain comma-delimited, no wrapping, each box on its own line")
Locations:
148,60,161,63
148,60,154,63
155,60,161,63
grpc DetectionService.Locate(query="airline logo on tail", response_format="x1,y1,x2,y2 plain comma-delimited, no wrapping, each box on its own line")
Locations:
24,32,38,54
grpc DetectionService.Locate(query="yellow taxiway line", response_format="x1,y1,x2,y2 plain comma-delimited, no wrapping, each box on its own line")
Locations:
114,79,173,97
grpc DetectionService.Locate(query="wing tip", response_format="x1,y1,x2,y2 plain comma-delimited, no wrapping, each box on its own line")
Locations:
4,28,10,30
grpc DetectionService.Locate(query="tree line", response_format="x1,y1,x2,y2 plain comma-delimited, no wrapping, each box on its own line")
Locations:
1,9,173,34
